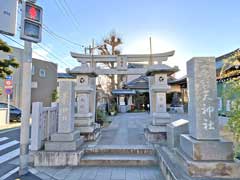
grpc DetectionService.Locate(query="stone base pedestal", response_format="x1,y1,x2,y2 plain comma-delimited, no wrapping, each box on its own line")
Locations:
76,123,100,141
45,130,84,151
176,148,240,178
75,113,93,126
152,112,171,125
144,125,167,144
180,134,234,161
175,134,240,178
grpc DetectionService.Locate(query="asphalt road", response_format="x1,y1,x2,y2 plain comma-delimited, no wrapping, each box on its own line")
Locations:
0,127,40,180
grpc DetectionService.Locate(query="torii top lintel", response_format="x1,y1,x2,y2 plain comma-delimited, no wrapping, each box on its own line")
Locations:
70,51,175,63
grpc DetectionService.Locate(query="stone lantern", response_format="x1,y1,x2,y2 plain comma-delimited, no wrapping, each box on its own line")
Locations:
69,62,100,141
145,65,178,143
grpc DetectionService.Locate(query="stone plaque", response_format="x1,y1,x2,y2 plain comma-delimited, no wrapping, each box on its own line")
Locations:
58,81,75,133
187,57,219,140
77,94,89,114
156,93,166,112
117,56,127,70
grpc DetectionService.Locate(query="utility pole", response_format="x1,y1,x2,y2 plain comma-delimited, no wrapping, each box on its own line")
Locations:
19,0,42,175
19,41,32,175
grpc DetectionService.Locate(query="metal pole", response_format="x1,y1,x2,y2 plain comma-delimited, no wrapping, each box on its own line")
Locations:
91,39,95,69
19,41,32,175
7,94,10,124
149,37,153,65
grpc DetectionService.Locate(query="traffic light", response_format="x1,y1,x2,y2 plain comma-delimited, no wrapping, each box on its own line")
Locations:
20,1,42,43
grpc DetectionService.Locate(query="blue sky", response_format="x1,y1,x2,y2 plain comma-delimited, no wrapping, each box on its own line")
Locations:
1,0,240,77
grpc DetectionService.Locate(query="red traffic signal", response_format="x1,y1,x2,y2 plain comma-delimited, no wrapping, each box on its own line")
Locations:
20,1,42,43
25,3,41,22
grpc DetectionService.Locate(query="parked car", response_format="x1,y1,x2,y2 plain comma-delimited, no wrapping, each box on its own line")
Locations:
0,102,21,121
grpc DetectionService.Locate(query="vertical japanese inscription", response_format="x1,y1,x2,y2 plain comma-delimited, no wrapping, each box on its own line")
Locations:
198,63,216,131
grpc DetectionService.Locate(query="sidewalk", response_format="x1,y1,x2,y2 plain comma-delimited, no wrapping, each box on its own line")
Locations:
0,122,21,132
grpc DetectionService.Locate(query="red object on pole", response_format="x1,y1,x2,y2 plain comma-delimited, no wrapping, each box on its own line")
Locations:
29,6,37,19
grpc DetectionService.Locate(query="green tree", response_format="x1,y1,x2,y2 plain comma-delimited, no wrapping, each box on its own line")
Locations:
97,31,123,91
221,50,240,158
0,39,19,79
51,89,58,102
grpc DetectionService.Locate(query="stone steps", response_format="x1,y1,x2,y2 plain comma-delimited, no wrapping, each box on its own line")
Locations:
84,145,156,155
80,145,158,166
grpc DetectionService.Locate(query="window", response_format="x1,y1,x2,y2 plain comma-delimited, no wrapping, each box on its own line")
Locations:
39,69,46,77
32,65,35,75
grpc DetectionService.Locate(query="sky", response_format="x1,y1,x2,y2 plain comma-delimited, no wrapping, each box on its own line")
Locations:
1,0,240,77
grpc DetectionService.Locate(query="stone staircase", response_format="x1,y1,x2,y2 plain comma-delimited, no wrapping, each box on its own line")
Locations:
79,145,158,166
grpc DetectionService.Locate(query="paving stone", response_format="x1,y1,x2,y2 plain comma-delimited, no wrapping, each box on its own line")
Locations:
80,167,98,179
52,167,72,180
111,167,126,180
126,167,141,180
65,167,84,180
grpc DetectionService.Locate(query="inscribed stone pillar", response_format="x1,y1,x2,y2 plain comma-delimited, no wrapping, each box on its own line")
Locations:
178,58,235,176
58,81,75,133
187,57,219,140
44,81,83,151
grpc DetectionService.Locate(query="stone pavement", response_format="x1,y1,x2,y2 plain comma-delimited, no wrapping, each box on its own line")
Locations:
32,166,163,180
96,112,150,145
31,112,164,180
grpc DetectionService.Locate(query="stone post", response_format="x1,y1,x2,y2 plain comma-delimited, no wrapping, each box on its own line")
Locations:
30,102,43,151
58,81,75,133
44,81,83,151
178,57,239,178
75,73,100,141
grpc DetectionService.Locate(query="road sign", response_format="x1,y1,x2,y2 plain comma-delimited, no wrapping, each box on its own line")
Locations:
6,75,12,80
20,1,42,43
5,88,12,95
0,0,18,36
4,80,12,86
4,77,13,89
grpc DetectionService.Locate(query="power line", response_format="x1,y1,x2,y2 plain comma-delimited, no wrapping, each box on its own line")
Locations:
14,26,75,68
36,43,72,67
0,34,65,71
61,0,82,30
1,34,67,69
43,25,85,48
54,0,81,32
17,3,85,50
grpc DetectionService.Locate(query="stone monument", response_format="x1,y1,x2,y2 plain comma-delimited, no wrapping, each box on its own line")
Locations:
45,81,83,151
177,57,240,178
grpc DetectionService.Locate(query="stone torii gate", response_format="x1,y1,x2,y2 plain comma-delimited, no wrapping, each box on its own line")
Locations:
69,51,178,142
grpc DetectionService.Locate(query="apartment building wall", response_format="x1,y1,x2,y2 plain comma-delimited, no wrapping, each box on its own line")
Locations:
0,46,57,108
32,59,57,106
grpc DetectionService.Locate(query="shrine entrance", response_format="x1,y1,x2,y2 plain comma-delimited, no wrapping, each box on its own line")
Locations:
69,51,178,142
